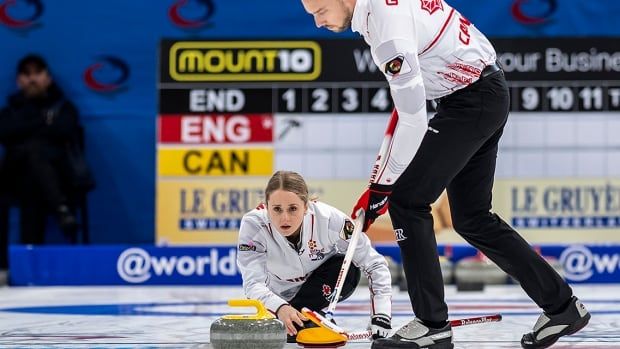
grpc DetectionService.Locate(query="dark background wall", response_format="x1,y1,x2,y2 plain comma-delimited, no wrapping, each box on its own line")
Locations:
1,0,618,244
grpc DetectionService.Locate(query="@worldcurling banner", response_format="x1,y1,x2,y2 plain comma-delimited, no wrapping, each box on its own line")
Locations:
9,245,242,286
9,244,620,285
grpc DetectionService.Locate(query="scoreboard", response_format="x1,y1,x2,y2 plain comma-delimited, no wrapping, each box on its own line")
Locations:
159,83,395,114
157,37,620,245
160,38,620,115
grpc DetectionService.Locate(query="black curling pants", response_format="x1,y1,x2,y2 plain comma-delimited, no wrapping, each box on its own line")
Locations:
289,254,361,312
389,71,573,323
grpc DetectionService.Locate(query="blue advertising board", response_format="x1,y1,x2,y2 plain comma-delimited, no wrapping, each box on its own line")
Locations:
9,245,242,286
9,244,620,285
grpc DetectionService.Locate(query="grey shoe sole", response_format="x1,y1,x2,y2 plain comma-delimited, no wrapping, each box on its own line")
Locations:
521,312,591,349
372,339,454,349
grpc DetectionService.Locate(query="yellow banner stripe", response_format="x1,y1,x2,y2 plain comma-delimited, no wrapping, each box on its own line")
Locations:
158,148,273,176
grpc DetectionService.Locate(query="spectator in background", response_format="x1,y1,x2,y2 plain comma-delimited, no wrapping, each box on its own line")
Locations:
0,147,8,283
0,54,84,245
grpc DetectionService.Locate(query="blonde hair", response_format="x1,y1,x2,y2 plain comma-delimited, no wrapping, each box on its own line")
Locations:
265,171,309,204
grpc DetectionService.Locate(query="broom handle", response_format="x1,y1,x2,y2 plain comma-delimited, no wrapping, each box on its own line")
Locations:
346,313,503,341
448,313,502,327
325,111,397,319
324,209,365,319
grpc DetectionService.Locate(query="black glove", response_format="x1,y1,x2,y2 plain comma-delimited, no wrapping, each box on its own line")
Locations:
352,183,392,231
370,313,392,339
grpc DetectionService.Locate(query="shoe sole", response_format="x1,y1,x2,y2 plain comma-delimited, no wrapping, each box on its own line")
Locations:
521,312,591,349
372,341,454,349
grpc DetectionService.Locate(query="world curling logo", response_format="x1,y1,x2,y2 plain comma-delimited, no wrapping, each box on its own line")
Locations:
83,56,130,93
168,0,215,29
117,248,152,283
0,0,43,29
560,245,620,282
116,247,238,284
511,0,557,25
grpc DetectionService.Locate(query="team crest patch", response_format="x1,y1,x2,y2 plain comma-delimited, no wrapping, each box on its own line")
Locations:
385,56,404,76
322,284,332,297
340,219,355,240
383,54,412,79
238,244,256,251
420,0,444,15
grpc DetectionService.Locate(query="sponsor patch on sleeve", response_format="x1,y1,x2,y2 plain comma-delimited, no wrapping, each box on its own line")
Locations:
238,244,256,251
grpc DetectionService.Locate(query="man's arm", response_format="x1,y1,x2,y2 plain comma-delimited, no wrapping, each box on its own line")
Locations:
352,2,428,228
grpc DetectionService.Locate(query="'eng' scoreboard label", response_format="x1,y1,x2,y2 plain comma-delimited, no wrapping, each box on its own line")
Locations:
158,114,273,144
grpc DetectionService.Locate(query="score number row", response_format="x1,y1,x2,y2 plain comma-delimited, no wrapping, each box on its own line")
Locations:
161,84,620,114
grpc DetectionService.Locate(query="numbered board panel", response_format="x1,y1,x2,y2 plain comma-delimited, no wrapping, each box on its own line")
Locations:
514,84,620,112
160,83,620,115
160,86,394,114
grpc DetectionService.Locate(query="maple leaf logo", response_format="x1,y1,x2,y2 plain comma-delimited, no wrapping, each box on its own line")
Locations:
420,0,444,15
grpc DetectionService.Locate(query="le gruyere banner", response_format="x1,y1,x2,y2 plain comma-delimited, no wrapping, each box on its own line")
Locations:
158,147,274,176
492,179,620,242
157,178,620,246
156,179,449,246
156,178,268,245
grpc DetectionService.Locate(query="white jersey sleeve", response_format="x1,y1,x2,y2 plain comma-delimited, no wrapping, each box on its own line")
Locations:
326,206,392,317
366,0,428,186
237,214,288,313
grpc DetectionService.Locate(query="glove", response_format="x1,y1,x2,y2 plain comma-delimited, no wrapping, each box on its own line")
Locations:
352,183,392,231
370,314,392,340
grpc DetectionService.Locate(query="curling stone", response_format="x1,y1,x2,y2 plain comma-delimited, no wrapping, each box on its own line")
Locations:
399,256,453,291
359,255,401,287
509,248,564,284
547,256,564,279
455,252,507,291
439,255,454,284
386,256,401,286
535,246,565,279
210,299,285,349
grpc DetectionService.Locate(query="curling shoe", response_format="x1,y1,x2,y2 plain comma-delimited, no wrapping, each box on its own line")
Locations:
371,318,453,349
521,296,590,348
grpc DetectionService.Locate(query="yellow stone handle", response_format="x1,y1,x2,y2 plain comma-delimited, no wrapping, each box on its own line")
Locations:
222,299,275,320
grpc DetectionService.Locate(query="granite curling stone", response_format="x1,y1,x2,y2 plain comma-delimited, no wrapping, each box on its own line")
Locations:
210,299,285,349
455,252,507,291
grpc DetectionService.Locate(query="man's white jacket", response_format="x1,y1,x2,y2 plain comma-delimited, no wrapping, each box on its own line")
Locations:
237,200,392,317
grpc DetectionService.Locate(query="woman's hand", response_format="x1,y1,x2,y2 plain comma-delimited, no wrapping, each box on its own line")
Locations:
276,304,308,336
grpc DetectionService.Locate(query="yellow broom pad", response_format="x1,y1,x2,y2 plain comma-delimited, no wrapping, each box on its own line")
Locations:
296,327,347,347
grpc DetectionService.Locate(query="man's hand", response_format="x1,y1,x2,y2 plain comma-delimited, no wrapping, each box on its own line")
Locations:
370,314,392,339
351,183,392,231
276,304,307,336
